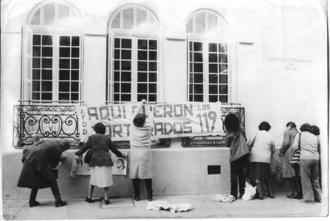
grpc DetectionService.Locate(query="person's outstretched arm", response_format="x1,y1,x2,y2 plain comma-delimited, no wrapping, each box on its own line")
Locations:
108,138,124,158
132,99,147,120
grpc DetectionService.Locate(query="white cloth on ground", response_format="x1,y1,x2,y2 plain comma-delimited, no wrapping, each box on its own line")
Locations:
146,201,192,213
214,194,236,203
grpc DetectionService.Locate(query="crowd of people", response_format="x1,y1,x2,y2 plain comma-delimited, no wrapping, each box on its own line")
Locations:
17,100,322,207
224,113,322,203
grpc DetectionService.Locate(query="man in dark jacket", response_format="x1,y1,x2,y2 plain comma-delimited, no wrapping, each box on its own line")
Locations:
17,139,70,207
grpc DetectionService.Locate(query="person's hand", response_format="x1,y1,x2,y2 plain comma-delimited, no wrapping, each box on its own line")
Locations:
141,99,147,104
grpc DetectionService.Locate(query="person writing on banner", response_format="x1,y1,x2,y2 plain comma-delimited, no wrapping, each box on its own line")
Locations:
224,114,250,200
279,122,302,199
129,99,154,201
75,122,125,205
17,137,70,207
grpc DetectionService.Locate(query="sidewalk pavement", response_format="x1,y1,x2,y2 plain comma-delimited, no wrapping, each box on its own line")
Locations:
3,193,327,219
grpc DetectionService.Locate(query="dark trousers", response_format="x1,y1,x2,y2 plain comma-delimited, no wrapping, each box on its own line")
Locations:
29,182,62,203
132,178,152,199
230,154,249,198
300,159,322,202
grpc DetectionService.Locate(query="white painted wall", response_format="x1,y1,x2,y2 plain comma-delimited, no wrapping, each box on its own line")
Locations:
1,0,328,198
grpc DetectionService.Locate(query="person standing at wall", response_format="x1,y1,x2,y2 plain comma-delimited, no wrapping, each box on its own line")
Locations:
247,121,275,199
17,139,70,207
129,99,154,201
279,122,302,199
292,123,322,203
75,122,125,205
224,114,250,199
309,125,321,189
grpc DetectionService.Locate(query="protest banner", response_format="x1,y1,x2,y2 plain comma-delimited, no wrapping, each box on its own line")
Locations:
78,103,223,141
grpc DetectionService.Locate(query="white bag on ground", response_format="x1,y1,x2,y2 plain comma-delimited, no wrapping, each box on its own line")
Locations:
214,194,235,203
242,181,256,201
146,201,192,213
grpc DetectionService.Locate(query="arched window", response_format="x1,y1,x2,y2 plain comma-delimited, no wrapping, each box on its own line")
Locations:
186,10,230,103
22,0,82,103
107,4,160,103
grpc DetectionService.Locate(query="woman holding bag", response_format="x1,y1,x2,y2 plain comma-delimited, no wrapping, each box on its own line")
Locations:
75,122,125,205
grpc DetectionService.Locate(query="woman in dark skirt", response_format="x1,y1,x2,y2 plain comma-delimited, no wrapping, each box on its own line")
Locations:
247,122,275,199
17,139,70,207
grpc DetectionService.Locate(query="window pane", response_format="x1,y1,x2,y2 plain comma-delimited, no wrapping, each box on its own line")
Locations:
71,48,79,57
58,4,69,19
138,72,147,81
209,54,217,62
138,62,147,71
121,61,131,70
137,9,147,25
209,95,218,102
149,72,157,82
149,51,157,60
71,93,79,100
209,85,217,94
42,58,52,68
115,38,120,48
71,82,79,92
219,64,228,73
31,9,41,25
33,47,41,57
219,85,228,94
71,71,79,80
219,44,227,52
209,74,218,83
219,95,228,103
121,72,131,81
43,3,55,25
32,93,40,100
149,40,157,50
33,35,41,45
121,83,131,92
123,8,133,29
121,50,131,59
112,13,120,28
208,14,217,30
60,36,70,46
138,40,148,49
195,12,205,33
33,69,40,80
138,51,147,60
194,74,203,83
114,94,119,101
60,47,70,57
33,58,40,68
138,94,147,101
194,84,203,93
209,43,217,52
60,59,70,69
114,61,120,70
71,59,79,69
219,75,227,83
59,70,69,80
121,94,131,101
59,82,70,91
32,81,40,91
194,53,203,62
42,47,52,57
42,82,52,91
42,35,52,45
194,63,203,72
194,95,203,102
186,19,193,33
149,62,157,71
59,93,69,100
209,64,217,73
42,93,52,100
149,84,157,93
114,83,119,92
122,39,132,48
114,72,120,81
193,42,202,51
220,54,227,63
42,70,52,80
114,50,120,59
72,37,80,46
138,84,147,93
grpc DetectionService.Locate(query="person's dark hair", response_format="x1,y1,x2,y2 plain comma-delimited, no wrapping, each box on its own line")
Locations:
93,122,106,134
224,114,240,133
286,122,296,128
258,121,271,131
133,113,146,127
61,140,71,151
310,125,320,136
300,123,311,132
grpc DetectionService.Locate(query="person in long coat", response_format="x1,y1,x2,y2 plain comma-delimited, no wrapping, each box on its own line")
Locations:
129,99,154,201
17,139,70,207
279,122,301,198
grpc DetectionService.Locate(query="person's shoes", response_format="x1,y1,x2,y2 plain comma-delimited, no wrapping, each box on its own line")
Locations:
286,193,296,198
29,201,40,207
267,193,274,198
104,199,110,205
293,193,303,199
55,200,67,207
85,197,93,203
147,191,153,201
